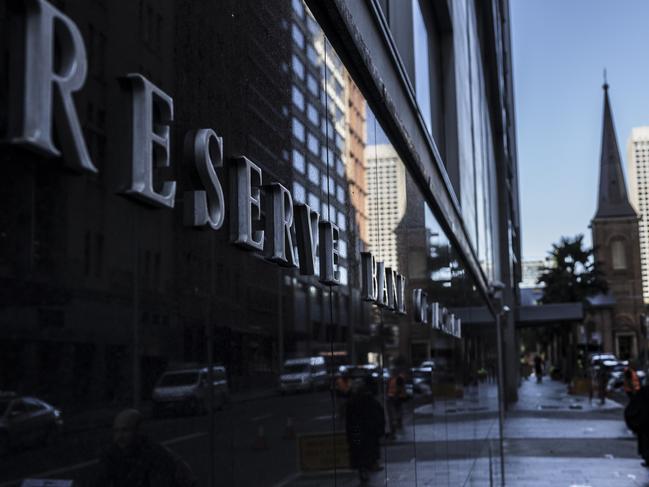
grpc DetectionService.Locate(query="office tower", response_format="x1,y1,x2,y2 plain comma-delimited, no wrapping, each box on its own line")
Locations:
627,126,649,302
365,144,407,271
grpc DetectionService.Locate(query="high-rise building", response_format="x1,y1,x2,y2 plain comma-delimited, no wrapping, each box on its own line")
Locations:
627,126,649,302
365,144,407,271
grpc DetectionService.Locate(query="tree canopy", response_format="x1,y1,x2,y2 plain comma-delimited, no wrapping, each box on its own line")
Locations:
537,234,608,304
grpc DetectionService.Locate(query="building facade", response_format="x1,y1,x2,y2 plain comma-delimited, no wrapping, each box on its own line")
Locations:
0,0,520,485
591,83,645,360
627,126,649,303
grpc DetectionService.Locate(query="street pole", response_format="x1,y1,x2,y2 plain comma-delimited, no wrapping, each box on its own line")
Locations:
207,232,217,487
206,318,215,487
495,310,506,486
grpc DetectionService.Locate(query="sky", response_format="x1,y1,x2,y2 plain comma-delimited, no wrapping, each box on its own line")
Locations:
510,0,649,261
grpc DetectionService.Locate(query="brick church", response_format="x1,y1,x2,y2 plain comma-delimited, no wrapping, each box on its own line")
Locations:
589,81,646,360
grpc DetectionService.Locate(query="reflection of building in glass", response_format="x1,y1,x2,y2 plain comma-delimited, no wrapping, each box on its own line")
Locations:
286,1,372,362
521,260,545,288
365,144,407,271
627,126,649,302
0,0,520,480
344,73,369,247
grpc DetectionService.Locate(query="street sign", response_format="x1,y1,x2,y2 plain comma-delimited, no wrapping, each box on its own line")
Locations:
297,432,349,471
21,480,73,487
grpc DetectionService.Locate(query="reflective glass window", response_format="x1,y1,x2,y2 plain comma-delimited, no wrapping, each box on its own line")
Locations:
292,85,305,111
307,162,319,184
307,132,319,156
292,148,305,173
293,181,306,203
292,54,305,79
292,23,305,49
292,117,305,142
306,103,319,126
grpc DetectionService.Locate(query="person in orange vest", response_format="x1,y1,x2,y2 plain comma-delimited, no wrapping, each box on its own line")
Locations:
336,369,352,397
386,368,407,439
624,361,641,398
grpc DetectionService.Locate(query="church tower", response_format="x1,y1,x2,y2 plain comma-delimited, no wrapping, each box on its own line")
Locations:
591,81,645,360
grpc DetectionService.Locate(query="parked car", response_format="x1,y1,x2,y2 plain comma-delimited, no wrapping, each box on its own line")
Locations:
152,365,229,416
411,367,434,394
589,353,617,367
418,360,436,370
279,357,328,393
0,392,63,456
606,360,646,392
339,364,381,381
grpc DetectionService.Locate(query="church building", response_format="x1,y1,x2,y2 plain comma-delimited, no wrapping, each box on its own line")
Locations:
590,81,646,360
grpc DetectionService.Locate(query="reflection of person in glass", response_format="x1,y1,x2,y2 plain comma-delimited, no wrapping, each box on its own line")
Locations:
386,368,407,439
94,409,196,487
345,378,385,483
534,355,544,383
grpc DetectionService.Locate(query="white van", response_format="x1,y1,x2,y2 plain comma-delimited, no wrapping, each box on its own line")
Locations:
152,365,229,416
279,357,328,393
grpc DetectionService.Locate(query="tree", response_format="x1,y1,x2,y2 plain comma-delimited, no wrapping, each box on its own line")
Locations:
537,235,608,304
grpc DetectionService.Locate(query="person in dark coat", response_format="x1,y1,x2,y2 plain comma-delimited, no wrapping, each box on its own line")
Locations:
625,385,649,467
345,378,385,482
534,355,544,383
94,409,196,487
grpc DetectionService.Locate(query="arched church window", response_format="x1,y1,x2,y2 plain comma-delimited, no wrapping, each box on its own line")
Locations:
611,238,627,270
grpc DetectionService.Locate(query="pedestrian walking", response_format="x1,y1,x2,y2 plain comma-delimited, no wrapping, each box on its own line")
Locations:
335,368,351,422
94,409,196,487
386,368,407,439
624,361,641,398
533,355,543,382
596,364,609,405
624,385,649,467
345,378,385,483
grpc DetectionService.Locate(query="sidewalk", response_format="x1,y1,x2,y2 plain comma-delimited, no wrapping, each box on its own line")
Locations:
277,378,648,486
504,377,647,486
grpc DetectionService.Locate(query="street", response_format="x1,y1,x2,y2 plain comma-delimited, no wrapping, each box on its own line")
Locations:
0,384,503,487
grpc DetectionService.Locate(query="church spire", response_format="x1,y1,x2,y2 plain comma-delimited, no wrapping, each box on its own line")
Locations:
594,81,637,220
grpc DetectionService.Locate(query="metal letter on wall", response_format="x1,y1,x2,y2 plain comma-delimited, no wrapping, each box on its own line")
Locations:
361,252,378,302
412,289,428,324
386,267,398,311
376,261,389,308
396,274,406,314
183,129,225,230
318,220,340,285
121,74,176,208
8,0,96,172
439,307,449,333
263,183,298,267
230,156,264,251
429,302,440,330
294,204,320,275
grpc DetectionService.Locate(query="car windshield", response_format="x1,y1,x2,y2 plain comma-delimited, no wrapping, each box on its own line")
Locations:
159,372,199,386
284,364,310,374
0,399,11,416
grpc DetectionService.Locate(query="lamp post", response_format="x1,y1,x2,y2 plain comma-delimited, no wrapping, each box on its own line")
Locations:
489,281,509,487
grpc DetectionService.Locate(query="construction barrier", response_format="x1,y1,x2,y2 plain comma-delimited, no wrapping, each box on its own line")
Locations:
297,432,350,471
